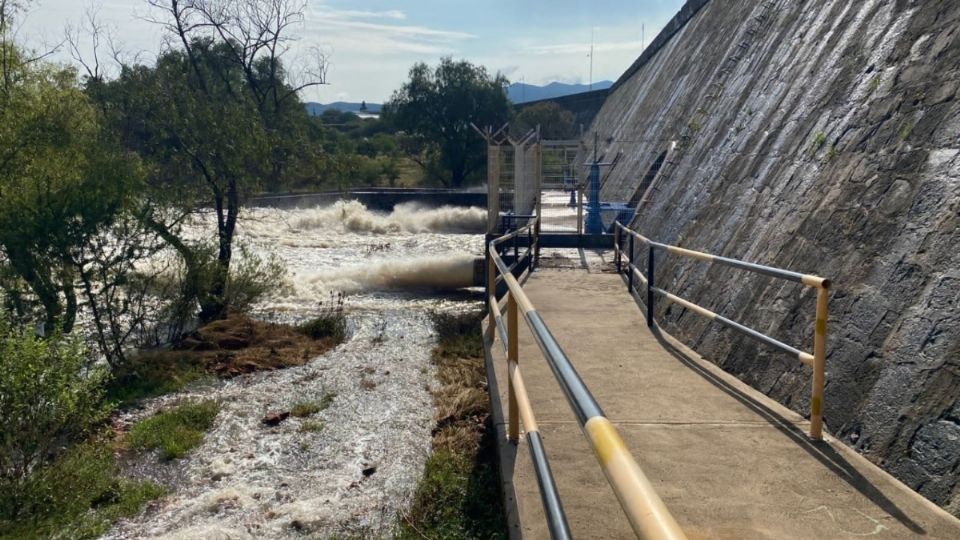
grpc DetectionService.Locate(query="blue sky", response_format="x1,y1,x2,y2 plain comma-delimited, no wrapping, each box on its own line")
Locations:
18,0,684,103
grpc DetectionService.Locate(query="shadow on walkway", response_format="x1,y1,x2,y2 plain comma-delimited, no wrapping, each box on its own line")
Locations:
643,313,926,534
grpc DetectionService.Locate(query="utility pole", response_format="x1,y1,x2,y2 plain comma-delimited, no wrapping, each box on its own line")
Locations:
588,27,595,91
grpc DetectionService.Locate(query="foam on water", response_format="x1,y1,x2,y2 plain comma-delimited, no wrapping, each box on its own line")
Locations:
288,200,486,235
103,200,484,539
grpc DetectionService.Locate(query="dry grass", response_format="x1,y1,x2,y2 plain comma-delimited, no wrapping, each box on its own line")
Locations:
396,310,505,539
108,315,342,405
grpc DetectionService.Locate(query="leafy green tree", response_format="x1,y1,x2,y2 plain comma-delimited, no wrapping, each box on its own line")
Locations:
384,58,511,187
513,101,577,139
95,0,326,323
0,6,135,333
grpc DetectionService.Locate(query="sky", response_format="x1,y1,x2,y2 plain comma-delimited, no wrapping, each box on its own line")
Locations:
16,0,685,103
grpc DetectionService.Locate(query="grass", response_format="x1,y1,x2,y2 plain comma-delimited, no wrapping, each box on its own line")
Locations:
291,393,336,418
127,400,221,460
809,131,827,155
0,442,165,540
300,292,347,343
106,352,210,406
431,312,484,360
899,120,914,140
299,421,325,433
396,310,506,539
826,144,839,161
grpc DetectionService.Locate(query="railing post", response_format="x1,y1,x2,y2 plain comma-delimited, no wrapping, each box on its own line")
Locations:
615,225,622,273
486,248,496,341
646,245,656,327
528,225,533,272
627,234,635,293
508,293,520,442
513,229,519,264
810,285,829,440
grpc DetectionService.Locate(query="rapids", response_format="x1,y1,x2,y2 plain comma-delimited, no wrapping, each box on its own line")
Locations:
102,201,485,539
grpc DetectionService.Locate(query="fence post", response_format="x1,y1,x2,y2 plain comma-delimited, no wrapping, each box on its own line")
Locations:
628,234,635,293
810,286,829,440
508,293,520,441
646,245,656,327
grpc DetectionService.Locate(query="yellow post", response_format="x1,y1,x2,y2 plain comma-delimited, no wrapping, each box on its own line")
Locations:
486,254,497,341
508,293,520,441
810,285,829,440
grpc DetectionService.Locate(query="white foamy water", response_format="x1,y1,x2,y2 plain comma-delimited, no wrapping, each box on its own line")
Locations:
289,200,486,235
103,200,485,539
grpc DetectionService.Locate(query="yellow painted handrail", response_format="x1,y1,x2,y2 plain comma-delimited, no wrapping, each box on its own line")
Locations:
488,217,687,540
613,221,830,440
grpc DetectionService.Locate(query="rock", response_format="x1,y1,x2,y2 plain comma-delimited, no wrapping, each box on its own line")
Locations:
362,466,377,478
261,411,290,426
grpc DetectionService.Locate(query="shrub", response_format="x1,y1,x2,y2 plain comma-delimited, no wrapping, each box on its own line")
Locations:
0,319,110,518
0,443,165,539
299,292,347,343
224,245,290,314
127,400,220,460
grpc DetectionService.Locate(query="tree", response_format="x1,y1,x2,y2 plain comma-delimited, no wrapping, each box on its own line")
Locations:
95,0,326,323
383,58,510,188
0,2,136,333
513,101,577,139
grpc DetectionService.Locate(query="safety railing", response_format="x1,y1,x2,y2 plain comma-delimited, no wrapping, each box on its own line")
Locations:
613,221,831,440
487,217,687,540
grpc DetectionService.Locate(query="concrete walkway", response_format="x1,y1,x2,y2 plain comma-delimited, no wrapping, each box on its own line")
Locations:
485,263,960,539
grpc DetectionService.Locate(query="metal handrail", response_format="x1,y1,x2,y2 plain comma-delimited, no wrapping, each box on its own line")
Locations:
488,218,687,540
613,221,830,440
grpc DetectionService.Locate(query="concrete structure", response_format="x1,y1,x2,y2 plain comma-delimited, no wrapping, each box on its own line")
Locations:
584,0,960,513
485,262,960,538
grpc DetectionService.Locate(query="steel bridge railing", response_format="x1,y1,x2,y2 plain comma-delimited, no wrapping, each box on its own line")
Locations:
613,221,831,440
487,217,687,540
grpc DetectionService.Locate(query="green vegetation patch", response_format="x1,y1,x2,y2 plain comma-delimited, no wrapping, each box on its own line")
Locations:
0,443,165,540
432,311,484,360
300,293,347,343
127,400,221,460
298,421,325,433
291,393,336,418
107,351,211,406
809,131,827,155
397,309,505,539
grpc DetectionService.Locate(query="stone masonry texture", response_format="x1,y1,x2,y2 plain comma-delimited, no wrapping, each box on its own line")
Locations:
586,0,960,515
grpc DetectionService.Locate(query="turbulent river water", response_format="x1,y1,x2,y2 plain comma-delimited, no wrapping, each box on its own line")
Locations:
103,201,487,540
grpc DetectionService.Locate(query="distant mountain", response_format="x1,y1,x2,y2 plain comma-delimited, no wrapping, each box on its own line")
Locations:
507,81,613,104
305,101,382,116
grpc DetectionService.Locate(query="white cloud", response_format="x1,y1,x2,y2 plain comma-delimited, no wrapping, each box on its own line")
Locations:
304,4,474,57
529,39,644,56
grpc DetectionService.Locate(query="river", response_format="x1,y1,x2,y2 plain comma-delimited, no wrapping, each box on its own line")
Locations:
103,200,487,539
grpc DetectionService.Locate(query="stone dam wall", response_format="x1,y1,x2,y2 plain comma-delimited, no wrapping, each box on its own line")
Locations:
587,0,960,514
